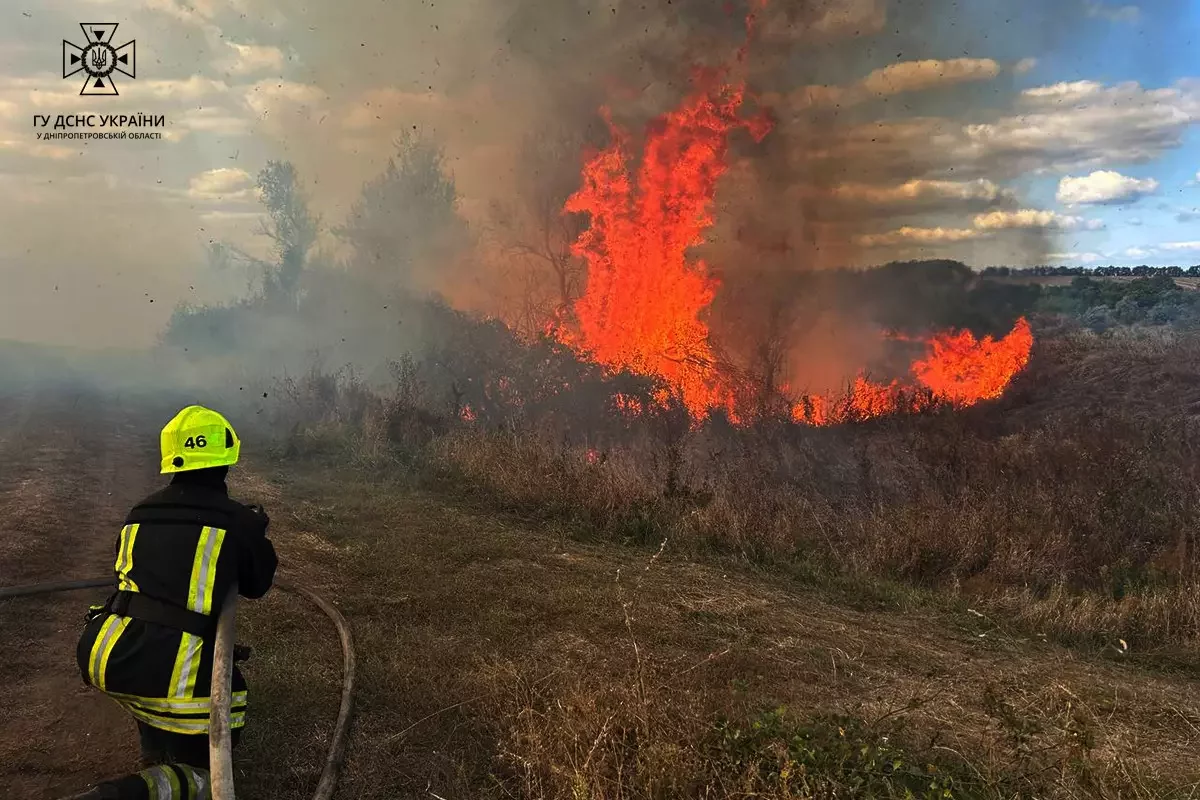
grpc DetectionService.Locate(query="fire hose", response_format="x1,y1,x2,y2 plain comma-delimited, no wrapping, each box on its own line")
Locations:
0,576,356,800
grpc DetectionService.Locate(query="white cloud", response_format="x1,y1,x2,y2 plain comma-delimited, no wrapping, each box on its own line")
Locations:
1123,247,1153,259
833,178,1008,206
131,0,240,27
1049,251,1105,264
187,168,254,201
26,87,95,110
860,58,1001,97
969,80,1200,173
175,107,250,136
221,42,286,76
858,226,982,247
1085,2,1140,23
785,58,1002,110
243,81,326,119
1013,58,1038,75
973,209,1104,230
0,136,75,160
1021,80,1105,102
1160,241,1200,252
140,77,231,102
858,207,1106,251
1057,170,1159,205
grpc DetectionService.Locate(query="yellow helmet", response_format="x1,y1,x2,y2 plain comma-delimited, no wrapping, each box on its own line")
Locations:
160,405,241,474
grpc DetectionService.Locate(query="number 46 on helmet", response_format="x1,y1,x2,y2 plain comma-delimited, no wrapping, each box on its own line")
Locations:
160,405,241,474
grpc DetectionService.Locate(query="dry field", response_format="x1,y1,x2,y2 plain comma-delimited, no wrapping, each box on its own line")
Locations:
2,383,1200,799
989,275,1200,290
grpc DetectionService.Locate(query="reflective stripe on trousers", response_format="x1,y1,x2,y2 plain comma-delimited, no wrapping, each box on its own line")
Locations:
116,523,141,592
107,689,249,735
139,763,211,800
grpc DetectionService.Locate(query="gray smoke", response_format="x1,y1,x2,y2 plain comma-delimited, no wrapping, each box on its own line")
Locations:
3,0,1179,402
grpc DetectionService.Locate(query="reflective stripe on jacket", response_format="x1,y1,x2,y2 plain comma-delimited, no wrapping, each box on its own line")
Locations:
77,476,277,734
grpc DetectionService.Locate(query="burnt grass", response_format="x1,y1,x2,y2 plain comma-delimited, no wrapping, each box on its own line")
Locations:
217,320,1200,798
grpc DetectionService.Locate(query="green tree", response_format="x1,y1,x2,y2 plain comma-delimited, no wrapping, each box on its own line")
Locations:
255,160,319,307
335,130,468,286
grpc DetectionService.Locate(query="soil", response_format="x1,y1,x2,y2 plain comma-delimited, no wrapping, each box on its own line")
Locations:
0,385,162,799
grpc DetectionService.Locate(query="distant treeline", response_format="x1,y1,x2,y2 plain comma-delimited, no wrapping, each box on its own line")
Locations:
815,260,1200,334
981,264,1200,277
1032,274,1200,330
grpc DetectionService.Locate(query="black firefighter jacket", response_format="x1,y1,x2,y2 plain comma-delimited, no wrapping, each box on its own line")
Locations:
76,475,278,735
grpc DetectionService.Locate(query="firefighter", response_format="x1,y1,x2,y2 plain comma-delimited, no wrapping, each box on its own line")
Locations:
72,405,278,799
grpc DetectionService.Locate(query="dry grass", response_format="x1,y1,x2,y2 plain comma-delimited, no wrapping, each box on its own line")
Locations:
233,464,1200,799
0,387,166,799
260,325,1200,657
3,384,1200,799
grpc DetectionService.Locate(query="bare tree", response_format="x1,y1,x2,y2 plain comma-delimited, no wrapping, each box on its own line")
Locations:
489,127,591,324
710,232,820,419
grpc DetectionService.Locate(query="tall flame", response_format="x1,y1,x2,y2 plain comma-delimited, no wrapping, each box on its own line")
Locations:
555,2,1034,427
561,69,770,418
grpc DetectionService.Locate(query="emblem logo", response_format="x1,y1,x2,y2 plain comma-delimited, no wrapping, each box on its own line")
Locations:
63,23,135,96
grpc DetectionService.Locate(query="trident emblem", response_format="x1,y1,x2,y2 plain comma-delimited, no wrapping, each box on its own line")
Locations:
63,23,135,96
89,48,109,72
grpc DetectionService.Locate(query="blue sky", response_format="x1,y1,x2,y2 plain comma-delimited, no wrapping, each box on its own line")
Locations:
898,0,1200,266
1005,1,1200,264
791,0,1200,268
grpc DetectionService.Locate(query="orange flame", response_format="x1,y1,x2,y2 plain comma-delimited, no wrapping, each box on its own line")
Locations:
912,317,1034,404
791,318,1034,425
560,68,770,419
555,1,1034,428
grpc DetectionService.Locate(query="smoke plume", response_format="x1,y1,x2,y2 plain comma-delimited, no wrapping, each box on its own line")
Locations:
3,0,1187,404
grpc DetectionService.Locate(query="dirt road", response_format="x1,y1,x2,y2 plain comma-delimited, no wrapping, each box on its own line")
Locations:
0,385,166,798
